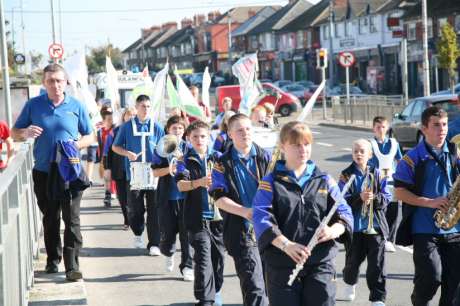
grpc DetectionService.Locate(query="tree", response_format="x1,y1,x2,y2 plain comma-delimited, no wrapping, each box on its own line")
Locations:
437,23,460,94
29,50,44,71
86,44,123,74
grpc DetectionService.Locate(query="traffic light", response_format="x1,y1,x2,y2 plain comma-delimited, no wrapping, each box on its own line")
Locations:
316,48,328,69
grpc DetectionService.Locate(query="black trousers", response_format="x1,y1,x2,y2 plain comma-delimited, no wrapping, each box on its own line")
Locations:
385,201,402,243
127,183,160,249
159,199,193,272
189,221,225,305
114,179,129,226
32,170,83,272
232,245,269,306
411,234,460,306
265,261,336,306
343,232,386,302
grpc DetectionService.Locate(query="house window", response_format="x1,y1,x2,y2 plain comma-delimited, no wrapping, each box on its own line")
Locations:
438,17,448,36
265,33,273,50
250,35,258,50
305,31,312,48
185,43,192,54
370,16,378,33
407,22,416,41
335,23,340,38
456,15,460,33
359,17,369,34
344,21,349,37
323,25,329,40
296,31,303,49
427,18,433,38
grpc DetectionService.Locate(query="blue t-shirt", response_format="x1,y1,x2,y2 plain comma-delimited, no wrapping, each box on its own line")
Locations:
232,145,259,209
369,137,402,170
152,140,186,201
394,140,460,234
113,117,164,181
13,93,93,172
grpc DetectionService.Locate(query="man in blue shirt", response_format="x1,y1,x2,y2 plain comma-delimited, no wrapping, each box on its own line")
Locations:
210,113,271,306
112,94,164,256
12,64,94,281
394,106,460,306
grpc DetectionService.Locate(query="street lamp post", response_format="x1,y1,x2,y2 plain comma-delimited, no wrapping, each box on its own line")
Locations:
421,0,430,96
0,0,13,126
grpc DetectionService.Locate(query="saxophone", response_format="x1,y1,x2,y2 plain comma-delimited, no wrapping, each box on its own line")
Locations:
434,175,460,230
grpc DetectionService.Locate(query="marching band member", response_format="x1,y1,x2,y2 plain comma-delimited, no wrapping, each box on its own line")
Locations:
176,120,225,306
112,94,164,255
212,111,235,153
369,116,403,252
152,115,194,281
339,139,390,306
394,106,460,306
103,106,136,229
210,113,271,306
252,121,353,306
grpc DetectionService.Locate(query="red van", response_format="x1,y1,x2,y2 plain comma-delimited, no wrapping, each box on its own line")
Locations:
216,83,300,116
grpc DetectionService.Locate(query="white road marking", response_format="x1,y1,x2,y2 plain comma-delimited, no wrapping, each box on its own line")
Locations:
311,131,321,135
317,142,334,147
397,245,414,254
342,148,352,152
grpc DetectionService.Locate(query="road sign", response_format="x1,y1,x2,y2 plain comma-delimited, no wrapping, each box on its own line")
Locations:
14,53,26,65
338,51,355,68
48,43,64,59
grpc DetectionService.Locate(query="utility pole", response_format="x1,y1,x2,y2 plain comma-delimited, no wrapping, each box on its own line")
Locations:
402,37,409,105
58,0,63,45
227,13,232,73
20,0,26,74
421,0,430,96
328,0,334,87
0,0,13,126
50,0,56,44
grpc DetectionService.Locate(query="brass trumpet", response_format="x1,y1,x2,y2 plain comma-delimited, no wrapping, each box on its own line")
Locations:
206,159,223,221
362,167,377,235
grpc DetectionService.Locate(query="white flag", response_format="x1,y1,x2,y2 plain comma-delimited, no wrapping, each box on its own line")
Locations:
150,63,169,122
202,66,211,109
232,53,263,115
175,69,204,119
105,56,121,114
64,53,102,124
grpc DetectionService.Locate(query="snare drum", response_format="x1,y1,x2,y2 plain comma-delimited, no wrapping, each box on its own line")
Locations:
130,162,155,190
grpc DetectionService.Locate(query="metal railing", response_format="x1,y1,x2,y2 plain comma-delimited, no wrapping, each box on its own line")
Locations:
0,140,42,306
331,95,405,126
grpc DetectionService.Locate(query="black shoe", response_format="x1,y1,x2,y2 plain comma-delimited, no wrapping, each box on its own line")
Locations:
45,263,58,274
66,270,83,281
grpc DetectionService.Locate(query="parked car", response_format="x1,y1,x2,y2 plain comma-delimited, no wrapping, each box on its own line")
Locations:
295,80,314,89
259,78,273,84
390,94,460,148
330,85,365,96
273,80,293,88
281,84,306,103
215,83,300,117
190,73,203,87
432,83,460,96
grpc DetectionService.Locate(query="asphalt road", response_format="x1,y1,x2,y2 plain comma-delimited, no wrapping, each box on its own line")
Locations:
76,123,438,306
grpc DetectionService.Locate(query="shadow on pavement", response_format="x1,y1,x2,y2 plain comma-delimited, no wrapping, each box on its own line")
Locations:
80,224,126,231
336,273,413,281
83,274,182,283
80,247,148,257
325,154,352,162
29,298,87,305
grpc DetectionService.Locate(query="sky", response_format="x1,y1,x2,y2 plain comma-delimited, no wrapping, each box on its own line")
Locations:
5,0,327,60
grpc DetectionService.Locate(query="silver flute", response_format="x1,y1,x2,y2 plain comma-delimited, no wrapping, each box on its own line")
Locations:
287,174,356,286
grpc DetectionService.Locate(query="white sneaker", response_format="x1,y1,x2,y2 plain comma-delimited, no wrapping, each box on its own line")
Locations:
149,246,161,256
215,290,222,306
165,256,174,272
371,301,385,306
111,193,117,200
342,284,356,301
133,235,144,249
182,267,194,282
385,241,396,253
